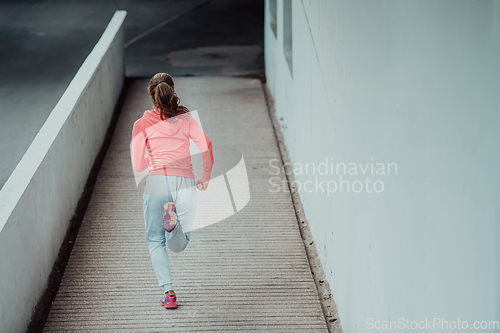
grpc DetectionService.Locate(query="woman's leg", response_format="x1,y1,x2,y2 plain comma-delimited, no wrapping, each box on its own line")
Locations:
166,176,196,252
143,190,174,292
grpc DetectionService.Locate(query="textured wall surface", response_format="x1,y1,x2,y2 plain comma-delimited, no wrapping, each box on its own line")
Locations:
265,1,500,331
0,11,126,333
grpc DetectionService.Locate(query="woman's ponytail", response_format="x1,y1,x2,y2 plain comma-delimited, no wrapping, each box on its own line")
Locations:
148,73,189,120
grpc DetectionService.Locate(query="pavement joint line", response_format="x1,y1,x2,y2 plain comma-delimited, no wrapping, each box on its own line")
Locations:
223,172,238,214
124,0,215,48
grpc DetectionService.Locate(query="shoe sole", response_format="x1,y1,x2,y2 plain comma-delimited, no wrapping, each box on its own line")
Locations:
162,202,178,232
161,302,178,309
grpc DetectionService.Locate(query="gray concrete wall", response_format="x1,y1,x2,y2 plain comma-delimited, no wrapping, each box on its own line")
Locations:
265,1,500,331
0,11,126,333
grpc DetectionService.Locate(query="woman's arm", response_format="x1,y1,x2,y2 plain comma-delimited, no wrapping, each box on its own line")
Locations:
130,120,149,172
189,116,214,185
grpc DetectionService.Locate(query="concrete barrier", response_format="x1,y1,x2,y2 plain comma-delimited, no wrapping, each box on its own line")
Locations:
0,10,127,332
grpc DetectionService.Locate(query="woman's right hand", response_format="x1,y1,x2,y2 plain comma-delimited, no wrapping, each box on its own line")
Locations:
196,180,208,191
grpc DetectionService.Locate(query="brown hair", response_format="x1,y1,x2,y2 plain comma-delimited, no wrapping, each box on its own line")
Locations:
147,73,189,120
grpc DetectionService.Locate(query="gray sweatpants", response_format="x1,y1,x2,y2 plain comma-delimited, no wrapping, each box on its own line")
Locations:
142,175,196,292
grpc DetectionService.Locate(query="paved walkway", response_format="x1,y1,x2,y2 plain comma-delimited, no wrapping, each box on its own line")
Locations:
43,77,328,332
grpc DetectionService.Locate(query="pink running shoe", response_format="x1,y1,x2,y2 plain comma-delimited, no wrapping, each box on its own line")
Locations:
161,293,178,309
162,202,178,232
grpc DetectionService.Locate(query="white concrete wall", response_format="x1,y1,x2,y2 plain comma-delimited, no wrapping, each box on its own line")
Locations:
0,11,126,333
265,1,500,331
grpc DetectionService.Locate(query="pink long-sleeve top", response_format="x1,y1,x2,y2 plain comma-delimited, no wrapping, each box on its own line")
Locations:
131,110,213,184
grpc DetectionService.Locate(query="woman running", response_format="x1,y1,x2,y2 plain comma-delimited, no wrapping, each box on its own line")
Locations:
130,73,213,309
